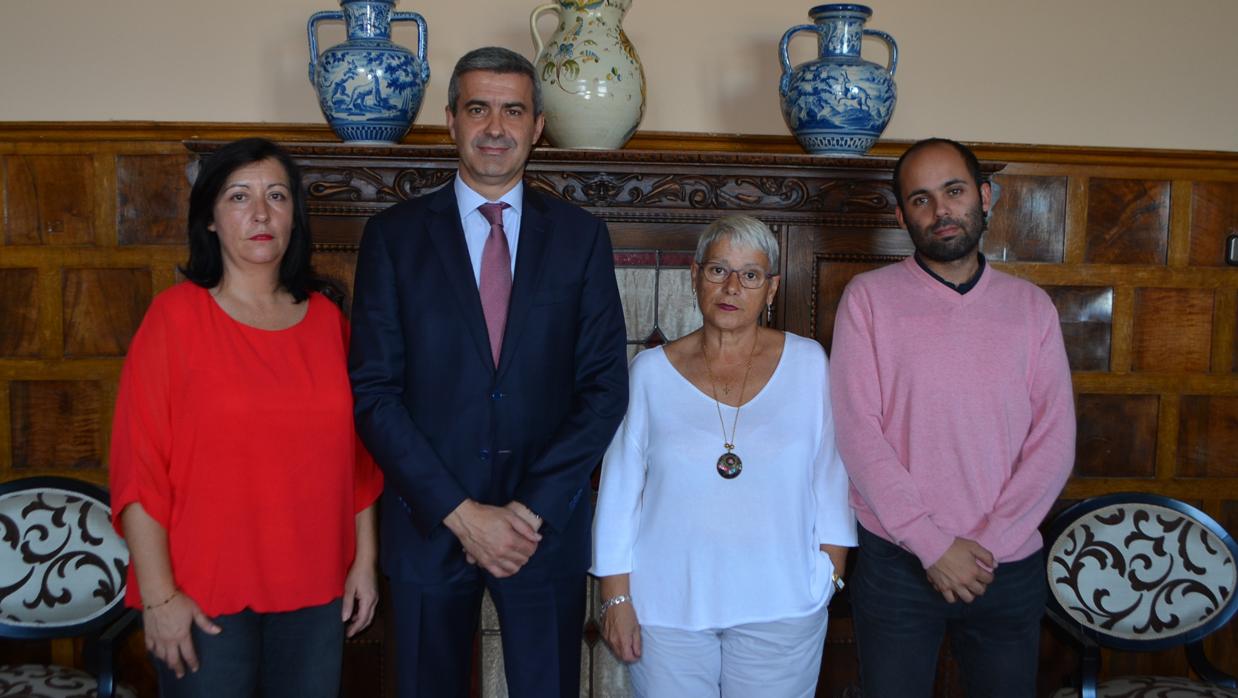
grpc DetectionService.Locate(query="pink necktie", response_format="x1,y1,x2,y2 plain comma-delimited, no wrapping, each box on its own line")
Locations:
478,202,512,367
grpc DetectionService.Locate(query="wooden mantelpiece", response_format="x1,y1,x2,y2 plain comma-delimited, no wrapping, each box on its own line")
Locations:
2,124,1237,697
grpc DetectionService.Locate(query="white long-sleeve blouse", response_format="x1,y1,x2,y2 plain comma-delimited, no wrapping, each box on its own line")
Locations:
591,332,857,630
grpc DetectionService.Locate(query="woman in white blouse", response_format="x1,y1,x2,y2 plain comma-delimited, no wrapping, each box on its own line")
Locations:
592,214,856,697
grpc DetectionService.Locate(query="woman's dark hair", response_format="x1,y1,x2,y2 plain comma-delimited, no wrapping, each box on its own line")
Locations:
181,137,342,306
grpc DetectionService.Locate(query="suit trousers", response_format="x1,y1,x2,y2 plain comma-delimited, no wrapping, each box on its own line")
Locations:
850,526,1046,698
390,572,586,698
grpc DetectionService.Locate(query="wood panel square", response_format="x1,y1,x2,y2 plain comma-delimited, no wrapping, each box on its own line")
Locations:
1190,181,1238,267
117,154,192,245
62,268,151,357
1044,286,1112,372
985,175,1066,262
1084,178,1169,264
1075,394,1158,477
1178,396,1238,477
10,380,102,470
1131,288,1213,372
0,268,40,357
815,259,888,354
3,155,96,245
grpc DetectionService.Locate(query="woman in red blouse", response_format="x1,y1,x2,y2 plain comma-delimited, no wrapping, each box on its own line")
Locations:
110,138,383,698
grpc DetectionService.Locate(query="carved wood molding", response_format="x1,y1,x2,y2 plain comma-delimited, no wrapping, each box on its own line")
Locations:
185,141,1000,224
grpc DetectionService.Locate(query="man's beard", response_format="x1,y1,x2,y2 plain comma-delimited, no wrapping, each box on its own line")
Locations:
908,201,986,263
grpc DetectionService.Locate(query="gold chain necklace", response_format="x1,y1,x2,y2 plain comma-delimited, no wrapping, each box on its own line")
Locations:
701,331,759,479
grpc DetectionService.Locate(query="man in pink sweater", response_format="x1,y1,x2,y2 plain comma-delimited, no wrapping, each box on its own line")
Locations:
830,138,1075,698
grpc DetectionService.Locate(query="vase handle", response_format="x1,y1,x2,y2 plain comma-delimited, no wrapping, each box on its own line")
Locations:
863,29,898,77
306,10,344,86
530,3,560,59
778,24,820,96
392,12,431,82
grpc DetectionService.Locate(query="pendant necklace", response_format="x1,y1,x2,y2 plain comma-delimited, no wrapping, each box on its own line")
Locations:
701,331,758,479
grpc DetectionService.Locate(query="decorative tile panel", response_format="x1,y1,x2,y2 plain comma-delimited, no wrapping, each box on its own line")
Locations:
985,174,1066,262
1084,178,1170,264
0,268,40,357
4,155,96,245
10,380,102,470
614,250,700,361
1131,288,1213,373
1178,396,1238,477
117,154,192,245
1044,286,1113,372
1074,394,1158,477
62,268,151,357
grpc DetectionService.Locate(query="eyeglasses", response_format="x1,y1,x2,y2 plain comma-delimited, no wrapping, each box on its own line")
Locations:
699,263,776,289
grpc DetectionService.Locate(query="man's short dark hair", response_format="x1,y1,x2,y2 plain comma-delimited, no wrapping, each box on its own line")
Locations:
447,46,543,116
892,138,984,206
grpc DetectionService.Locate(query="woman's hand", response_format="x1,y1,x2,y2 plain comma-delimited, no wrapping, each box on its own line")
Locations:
601,600,642,663
342,557,379,637
343,504,379,637
142,591,221,678
598,574,641,663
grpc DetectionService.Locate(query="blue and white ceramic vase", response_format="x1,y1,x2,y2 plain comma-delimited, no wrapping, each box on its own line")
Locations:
307,0,429,144
779,4,897,156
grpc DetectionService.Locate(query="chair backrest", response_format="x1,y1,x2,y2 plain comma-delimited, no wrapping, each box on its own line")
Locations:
1046,493,1238,651
0,477,130,640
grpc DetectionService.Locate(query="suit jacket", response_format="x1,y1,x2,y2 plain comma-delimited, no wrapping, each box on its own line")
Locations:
349,181,629,584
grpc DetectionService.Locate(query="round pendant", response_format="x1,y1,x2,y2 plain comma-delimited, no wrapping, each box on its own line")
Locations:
716,452,742,479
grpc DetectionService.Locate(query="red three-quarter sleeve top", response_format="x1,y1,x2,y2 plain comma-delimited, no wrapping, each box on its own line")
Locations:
109,282,383,617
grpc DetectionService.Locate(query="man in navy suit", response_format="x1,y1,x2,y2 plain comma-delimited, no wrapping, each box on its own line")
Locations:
349,47,629,697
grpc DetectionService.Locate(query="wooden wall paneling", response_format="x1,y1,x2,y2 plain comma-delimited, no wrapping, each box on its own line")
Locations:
1130,288,1214,373
9,380,103,471
1073,394,1158,478
1156,392,1182,481
3,154,97,245
1085,178,1171,264
116,153,192,245
1166,180,1193,268
985,174,1067,262
0,268,40,357
1064,175,1090,264
1215,290,1237,374
1178,395,1238,477
1190,180,1238,267
1043,286,1113,371
62,267,152,357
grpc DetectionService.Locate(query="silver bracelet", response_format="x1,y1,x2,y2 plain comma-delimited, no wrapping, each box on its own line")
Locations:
599,594,631,618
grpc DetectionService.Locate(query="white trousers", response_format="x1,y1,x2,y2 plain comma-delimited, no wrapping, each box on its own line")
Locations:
628,605,829,698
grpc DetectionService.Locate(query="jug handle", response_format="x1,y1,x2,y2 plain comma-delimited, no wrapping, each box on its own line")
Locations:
306,10,344,86
778,24,820,96
530,3,560,59
862,29,898,77
392,12,431,81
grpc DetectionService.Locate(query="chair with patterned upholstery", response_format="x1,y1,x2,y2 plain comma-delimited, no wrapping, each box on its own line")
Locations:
1046,492,1238,698
0,477,136,698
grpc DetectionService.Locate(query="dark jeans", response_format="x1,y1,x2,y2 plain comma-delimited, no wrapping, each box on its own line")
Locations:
851,526,1045,698
154,598,344,698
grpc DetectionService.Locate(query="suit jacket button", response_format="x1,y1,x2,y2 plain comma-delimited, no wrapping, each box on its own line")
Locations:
490,391,503,400
479,449,490,461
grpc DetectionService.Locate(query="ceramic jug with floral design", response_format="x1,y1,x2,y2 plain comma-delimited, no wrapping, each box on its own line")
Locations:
531,0,645,149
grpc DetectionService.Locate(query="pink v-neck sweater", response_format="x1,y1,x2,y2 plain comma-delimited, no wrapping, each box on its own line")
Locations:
830,256,1075,569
